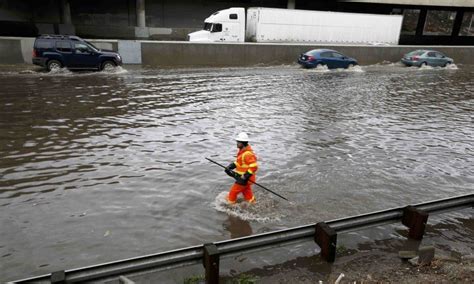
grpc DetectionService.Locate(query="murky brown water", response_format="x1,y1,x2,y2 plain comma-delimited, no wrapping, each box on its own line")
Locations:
0,63,473,281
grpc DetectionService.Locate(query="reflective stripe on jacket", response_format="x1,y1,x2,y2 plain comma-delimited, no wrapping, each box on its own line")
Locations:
233,145,258,175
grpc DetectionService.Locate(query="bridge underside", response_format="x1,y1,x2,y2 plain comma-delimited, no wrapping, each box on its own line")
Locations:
0,0,472,45
334,1,474,45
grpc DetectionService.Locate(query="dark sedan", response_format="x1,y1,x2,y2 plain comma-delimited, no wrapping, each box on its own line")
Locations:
298,49,358,69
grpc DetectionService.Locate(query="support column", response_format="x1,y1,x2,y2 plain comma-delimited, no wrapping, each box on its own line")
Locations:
203,243,219,284
136,0,146,27
287,0,296,9
60,0,72,25
402,206,429,240
415,8,427,36
452,10,465,37
314,222,337,262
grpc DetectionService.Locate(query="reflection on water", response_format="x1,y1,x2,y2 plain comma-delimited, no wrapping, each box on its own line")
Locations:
214,192,282,223
224,215,253,239
0,64,473,281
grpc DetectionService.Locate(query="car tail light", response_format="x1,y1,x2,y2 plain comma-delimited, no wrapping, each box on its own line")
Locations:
411,56,419,61
32,49,37,58
307,55,315,61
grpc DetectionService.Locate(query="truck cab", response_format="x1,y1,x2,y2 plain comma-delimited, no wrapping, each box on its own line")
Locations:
188,7,245,42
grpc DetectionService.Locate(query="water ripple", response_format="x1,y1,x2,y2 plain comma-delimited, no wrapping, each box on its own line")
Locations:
0,64,473,281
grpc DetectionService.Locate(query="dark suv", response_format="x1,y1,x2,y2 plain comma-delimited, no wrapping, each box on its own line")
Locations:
32,35,122,71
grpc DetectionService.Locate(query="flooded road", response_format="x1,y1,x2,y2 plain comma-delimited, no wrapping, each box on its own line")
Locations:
0,63,473,281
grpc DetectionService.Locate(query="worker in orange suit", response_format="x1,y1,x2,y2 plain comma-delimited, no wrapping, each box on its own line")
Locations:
224,132,258,204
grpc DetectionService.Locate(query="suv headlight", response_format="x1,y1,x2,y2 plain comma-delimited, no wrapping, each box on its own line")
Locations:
116,54,121,61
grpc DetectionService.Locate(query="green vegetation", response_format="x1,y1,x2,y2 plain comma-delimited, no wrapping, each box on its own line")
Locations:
230,273,259,284
183,274,204,284
336,244,348,255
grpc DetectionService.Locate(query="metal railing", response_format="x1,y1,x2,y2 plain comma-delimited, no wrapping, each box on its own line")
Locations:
11,193,473,283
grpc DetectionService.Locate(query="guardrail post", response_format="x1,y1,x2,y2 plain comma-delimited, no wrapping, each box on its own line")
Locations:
50,270,66,284
203,243,219,284
314,222,337,262
402,206,429,240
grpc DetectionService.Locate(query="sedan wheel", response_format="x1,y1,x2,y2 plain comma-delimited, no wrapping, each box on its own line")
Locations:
347,64,354,69
420,62,428,68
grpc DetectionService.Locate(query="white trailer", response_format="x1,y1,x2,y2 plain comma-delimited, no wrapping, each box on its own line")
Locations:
188,7,403,45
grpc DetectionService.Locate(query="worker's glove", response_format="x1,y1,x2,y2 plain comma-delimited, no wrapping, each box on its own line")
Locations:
235,175,247,185
235,172,252,185
224,167,234,177
227,162,236,170
242,172,252,181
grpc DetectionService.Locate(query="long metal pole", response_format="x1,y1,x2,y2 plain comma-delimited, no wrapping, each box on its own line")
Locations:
205,157,289,201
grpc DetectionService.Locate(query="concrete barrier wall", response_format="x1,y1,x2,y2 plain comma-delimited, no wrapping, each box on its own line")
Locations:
0,38,24,64
141,42,474,67
1,37,474,67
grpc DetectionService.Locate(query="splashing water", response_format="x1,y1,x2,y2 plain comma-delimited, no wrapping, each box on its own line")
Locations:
342,65,364,73
46,67,73,75
305,64,330,73
445,63,459,70
100,66,129,75
213,192,282,223
417,63,459,71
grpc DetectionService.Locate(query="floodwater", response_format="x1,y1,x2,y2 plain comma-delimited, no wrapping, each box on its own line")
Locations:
0,63,473,281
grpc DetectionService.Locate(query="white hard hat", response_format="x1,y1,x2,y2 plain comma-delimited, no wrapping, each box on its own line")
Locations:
235,132,249,142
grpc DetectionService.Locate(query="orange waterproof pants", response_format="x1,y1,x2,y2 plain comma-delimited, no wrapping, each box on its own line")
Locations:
227,176,256,204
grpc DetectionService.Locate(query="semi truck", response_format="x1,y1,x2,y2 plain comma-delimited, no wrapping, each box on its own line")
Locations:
188,7,403,45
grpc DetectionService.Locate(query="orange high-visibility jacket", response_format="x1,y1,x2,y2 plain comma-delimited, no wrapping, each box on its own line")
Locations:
232,145,258,176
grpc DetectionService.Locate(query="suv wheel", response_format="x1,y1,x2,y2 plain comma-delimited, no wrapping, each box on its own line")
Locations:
101,61,116,71
47,60,62,72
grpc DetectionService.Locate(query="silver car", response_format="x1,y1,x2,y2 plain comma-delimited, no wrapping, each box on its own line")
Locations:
401,50,453,67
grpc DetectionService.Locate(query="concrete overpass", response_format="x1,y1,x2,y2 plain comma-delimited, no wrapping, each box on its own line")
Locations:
336,0,474,45
340,0,474,7
0,0,473,45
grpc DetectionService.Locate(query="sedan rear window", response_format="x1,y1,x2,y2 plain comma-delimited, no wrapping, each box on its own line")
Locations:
406,50,425,56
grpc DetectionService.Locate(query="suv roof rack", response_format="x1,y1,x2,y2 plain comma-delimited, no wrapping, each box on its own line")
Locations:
38,34,83,41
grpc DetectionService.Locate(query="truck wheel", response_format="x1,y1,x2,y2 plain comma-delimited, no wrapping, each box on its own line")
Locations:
101,60,116,71
47,60,62,72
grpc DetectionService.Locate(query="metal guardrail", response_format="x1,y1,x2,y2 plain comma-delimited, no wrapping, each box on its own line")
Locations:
11,193,473,283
